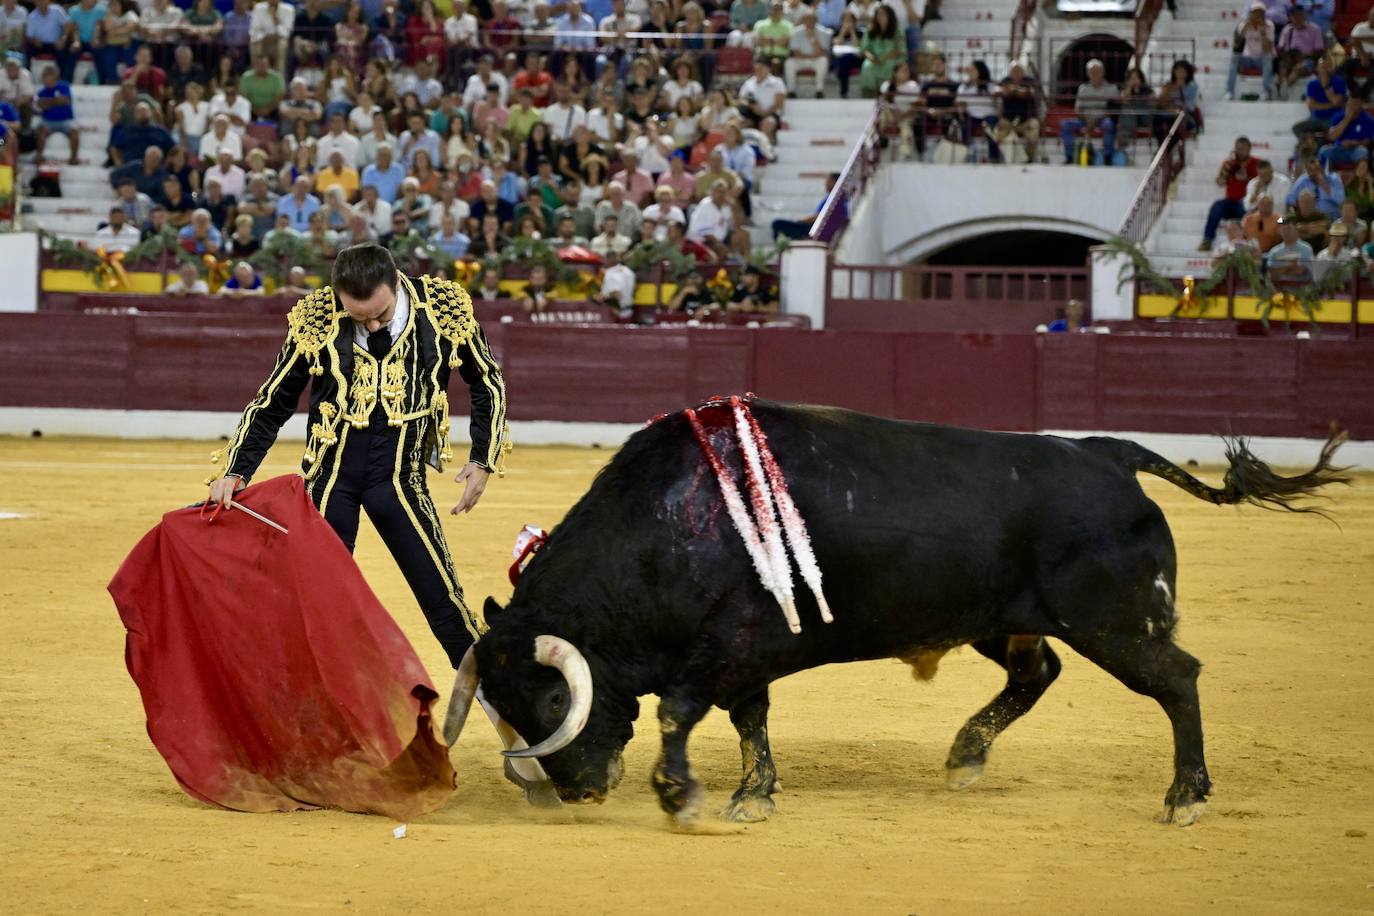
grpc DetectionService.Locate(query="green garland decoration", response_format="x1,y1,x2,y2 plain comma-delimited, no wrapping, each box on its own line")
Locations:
385,231,456,278
124,226,201,270
248,231,328,285
1102,234,1348,332
747,239,789,272
496,236,579,285
43,231,102,277
623,239,697,282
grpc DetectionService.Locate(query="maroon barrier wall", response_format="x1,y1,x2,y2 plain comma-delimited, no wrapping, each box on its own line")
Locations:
2,313,1371,439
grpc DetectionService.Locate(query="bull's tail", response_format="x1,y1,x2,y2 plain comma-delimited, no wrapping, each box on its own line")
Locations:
1083,426,1352,515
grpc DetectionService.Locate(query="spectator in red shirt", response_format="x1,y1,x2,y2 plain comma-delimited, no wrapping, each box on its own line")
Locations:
668,219,712,262
404,0,446,67
512,51,553,108
124,45,167,100
1200,135,1259,251
483,0,523,54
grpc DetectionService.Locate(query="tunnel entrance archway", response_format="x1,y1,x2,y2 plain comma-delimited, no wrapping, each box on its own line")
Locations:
920,230,1098,268
1054,33,1135,95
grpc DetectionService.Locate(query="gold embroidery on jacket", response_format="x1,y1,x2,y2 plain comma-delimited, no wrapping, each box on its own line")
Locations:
286,288,343,377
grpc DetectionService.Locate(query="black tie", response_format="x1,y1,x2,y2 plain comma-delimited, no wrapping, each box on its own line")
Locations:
367,327,392,360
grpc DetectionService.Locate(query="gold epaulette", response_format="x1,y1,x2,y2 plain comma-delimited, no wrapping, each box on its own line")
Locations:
287,287,344,376
419,275,478,367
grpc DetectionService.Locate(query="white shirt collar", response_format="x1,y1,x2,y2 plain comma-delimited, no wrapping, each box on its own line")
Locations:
353,280,409,348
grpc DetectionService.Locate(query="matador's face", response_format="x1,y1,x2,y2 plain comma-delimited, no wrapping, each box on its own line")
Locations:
339,274,400,332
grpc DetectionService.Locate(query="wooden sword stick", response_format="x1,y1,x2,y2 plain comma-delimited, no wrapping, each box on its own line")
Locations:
229,502,289,535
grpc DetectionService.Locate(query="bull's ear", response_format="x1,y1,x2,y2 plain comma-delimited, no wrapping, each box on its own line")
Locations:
483,596,505,622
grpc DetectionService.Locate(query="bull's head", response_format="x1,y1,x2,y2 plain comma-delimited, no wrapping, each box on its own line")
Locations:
442,599,635,804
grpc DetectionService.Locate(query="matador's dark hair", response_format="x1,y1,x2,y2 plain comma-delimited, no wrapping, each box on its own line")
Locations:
332,243,398,300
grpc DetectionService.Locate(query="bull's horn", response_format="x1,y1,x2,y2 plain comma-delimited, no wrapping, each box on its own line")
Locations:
503,635,592,759
442,646,479,747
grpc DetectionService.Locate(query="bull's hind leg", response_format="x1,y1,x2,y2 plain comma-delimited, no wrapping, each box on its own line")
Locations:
721,690,780,823
945,636,1062,789
1066,631,1211,826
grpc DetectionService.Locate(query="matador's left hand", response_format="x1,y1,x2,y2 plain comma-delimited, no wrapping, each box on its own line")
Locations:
451,462,490,515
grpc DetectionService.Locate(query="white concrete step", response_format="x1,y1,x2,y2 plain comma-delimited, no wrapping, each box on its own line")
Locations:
760,175,837,195
29,212,103,234
926,7,1022,21
782,99,873,118
74,98,110,119
19,162,115,183
753,192,826,213
923,20,1012,39
75,84,118,100
25,197,111,215
1146,252,1219,276
32,181,115,203
775,132,861,151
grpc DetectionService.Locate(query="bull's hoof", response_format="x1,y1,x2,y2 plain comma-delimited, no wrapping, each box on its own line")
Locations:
652,763,704,823
669,782,706,827
1158,801,1207,827
946,762,986,790
722,794,776,823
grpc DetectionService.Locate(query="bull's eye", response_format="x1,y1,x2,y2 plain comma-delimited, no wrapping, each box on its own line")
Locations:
539,687,567,727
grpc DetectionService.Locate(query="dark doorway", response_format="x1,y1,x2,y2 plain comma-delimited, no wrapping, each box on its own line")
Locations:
922,230,1098,267
1053,33,1135,95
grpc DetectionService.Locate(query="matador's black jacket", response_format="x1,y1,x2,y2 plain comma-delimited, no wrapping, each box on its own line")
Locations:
210,273,510,496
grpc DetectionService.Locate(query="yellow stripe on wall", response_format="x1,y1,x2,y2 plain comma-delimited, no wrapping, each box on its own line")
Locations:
42,269,164,293
1232,296,1352,323
1137,293,1229,319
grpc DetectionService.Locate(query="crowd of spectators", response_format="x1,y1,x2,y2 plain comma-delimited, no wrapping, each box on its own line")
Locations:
0,0,914,312
871,50,1203,166
1202,127,1374,283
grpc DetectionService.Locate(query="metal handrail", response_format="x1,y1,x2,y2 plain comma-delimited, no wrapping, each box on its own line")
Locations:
1116,108,1187,243
1009,0,1038,61
1134,0,1168,65
807,107,879,245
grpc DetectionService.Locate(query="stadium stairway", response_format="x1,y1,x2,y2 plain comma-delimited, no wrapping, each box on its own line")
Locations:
1142,0,1306,275
752,98,870,247
21,83,117,244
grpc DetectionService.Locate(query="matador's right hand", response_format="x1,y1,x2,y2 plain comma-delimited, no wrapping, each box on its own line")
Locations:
208,475,246,508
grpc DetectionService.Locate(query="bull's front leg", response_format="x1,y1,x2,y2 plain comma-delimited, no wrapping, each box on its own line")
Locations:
651,690,710,824
722,689,779,822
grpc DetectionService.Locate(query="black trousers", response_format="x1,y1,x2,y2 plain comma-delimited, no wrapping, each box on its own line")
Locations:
307,421,476,669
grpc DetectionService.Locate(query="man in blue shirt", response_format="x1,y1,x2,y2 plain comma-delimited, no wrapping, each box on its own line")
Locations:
1291,55,1345,139
553,0,597,53
814,0,845,30
0,97,18,149
1286,154,1345,219
276,175,323,229
770,172,841,241
26,0,75,81
396,111,441,170
34,65,78,164
1318,96,1374,168
67,0,105,58
110,146,169,198
109,101,174,165
360,144,405,202
222,0,253,58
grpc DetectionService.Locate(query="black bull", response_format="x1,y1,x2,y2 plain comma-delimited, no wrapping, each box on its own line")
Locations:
445,401,1348,827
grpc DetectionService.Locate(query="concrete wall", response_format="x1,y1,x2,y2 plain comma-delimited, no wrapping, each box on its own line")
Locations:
0,232,40,313
836,164,1144,265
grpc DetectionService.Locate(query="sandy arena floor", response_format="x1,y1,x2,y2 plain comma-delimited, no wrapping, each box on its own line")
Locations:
0,435,1371,914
